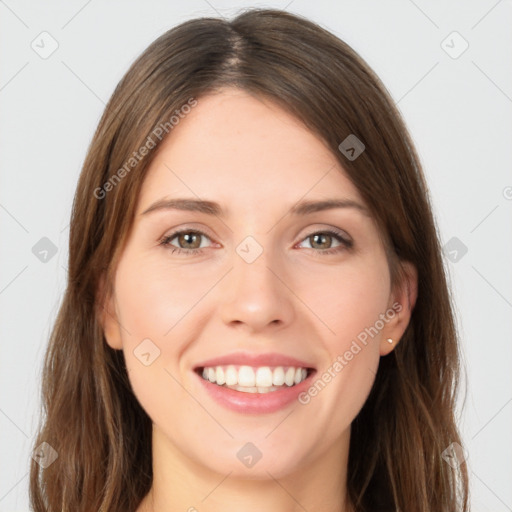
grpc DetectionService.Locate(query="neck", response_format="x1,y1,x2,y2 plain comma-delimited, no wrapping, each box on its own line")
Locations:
138,424,354,512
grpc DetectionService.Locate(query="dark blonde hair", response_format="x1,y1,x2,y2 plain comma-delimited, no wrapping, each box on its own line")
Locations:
29,8,469,511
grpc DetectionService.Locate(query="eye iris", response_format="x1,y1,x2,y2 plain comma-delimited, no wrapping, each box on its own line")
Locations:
179,232,201,249
311,233,331,249
171,232,340,251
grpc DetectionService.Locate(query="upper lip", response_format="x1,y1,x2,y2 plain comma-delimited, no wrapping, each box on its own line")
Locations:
194,351,316,370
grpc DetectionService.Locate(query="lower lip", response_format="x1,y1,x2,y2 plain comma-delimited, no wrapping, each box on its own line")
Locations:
195,370,315,414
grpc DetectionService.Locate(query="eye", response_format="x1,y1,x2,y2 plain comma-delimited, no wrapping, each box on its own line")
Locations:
159,229,212,255
296,229,353,255
159,227,353,257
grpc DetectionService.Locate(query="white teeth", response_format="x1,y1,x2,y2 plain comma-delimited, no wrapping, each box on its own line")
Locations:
199,364,310,391
238,366,256,387
225,365,238,386
239,386,258,393
229,385,280,394
216,367,225,385
255,367,273,387
285,367,295,386
272,367,285,386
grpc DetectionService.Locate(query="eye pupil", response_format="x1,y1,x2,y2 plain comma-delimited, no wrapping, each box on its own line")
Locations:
179,232,201,249
311,233,331,249
165,229,346,255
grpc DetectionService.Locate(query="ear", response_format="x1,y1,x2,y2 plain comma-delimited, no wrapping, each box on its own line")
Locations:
380,261,418,356
96,273,123,350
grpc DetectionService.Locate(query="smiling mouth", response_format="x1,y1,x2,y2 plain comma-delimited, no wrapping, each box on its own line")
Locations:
195,365,315,394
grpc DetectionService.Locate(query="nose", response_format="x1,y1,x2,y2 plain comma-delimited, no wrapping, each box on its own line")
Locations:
218,245,295,333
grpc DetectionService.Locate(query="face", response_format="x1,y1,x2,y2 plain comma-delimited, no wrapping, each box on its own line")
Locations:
100,88,416,480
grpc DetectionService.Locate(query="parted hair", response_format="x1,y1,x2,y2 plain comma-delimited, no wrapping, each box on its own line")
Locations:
29,8,469,512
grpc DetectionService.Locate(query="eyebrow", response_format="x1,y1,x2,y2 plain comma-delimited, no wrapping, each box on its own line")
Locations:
140,197,370,217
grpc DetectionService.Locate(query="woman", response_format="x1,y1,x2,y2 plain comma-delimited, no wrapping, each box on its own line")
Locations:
29,8,469,512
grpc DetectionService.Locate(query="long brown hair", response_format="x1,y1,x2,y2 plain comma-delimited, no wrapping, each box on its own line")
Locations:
29,8,469,511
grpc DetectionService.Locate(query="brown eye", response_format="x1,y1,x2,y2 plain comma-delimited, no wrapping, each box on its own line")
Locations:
160,229,211,255
176,231,202,249
297,229,353,255
309,233,334,250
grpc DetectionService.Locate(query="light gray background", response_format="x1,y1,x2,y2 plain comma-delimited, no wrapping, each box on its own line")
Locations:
1,1,511,510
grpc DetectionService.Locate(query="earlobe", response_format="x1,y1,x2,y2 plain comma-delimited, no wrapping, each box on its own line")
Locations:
381,337,396,356
96,274,123,350
380,261,418,356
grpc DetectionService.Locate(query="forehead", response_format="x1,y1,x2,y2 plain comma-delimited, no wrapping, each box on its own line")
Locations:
137,88,365,214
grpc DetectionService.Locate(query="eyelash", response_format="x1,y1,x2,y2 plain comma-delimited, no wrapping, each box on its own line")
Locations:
158,228,353,256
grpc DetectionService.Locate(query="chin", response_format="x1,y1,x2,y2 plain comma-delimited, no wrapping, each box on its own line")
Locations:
186,436,308,481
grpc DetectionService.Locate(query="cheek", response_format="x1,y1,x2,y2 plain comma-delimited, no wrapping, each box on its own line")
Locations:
114,253,214,344
298,254,391,346
297,256,389,408
113,253,219,405
113,256,202,427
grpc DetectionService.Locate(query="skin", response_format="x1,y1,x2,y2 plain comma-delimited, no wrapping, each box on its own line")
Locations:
100,87,417,512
